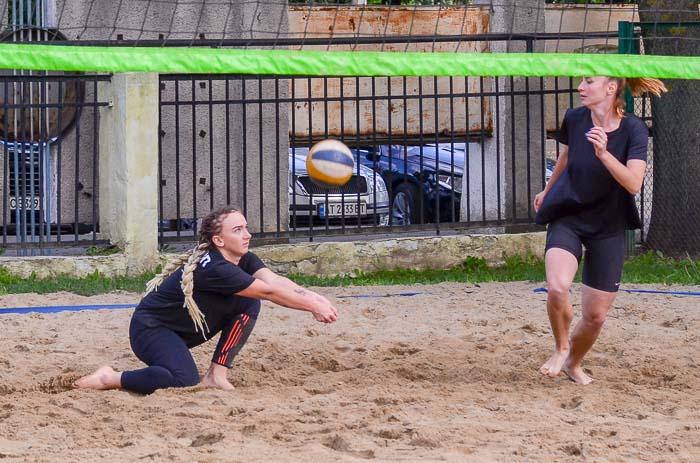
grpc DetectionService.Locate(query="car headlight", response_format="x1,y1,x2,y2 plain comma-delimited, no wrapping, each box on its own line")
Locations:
360,168,387,193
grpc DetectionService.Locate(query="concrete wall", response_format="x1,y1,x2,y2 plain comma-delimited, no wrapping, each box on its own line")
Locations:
0,231,546,279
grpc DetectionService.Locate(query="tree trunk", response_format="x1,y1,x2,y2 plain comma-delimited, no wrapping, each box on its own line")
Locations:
638,1,700,257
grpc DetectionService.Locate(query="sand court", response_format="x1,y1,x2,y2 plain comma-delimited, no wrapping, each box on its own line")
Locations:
1,281,698,462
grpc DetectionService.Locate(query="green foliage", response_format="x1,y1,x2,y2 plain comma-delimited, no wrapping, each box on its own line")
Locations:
289,253,548,287
289,251,700,288
85,245,121,256
0,267,155,296
623,251,700,285
0,252,696,296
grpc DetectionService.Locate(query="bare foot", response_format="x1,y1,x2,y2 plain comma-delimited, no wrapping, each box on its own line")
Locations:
73,366,122,390
563,362,593,385
539,348,570,377
199,375,235,391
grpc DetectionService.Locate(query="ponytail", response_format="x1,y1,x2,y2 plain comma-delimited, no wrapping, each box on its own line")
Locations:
611,77,667,118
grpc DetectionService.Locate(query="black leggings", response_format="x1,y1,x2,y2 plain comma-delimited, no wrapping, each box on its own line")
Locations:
545,220,625,292
122,302,259,394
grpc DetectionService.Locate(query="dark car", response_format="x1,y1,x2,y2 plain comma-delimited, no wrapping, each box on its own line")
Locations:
354,143,554,226
353,144,465,225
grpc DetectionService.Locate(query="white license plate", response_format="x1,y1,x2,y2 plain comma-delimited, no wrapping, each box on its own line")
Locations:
9,196,40,210
319,202,366,217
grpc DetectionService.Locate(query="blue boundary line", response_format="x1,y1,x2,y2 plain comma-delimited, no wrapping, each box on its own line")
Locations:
533,287,700,296
0,304,136,315
336,292,422,299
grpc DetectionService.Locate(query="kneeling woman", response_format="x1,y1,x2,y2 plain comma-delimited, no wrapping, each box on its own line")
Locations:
74,206,338,393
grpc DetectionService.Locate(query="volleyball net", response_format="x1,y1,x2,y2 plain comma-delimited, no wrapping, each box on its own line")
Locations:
0,1,698,78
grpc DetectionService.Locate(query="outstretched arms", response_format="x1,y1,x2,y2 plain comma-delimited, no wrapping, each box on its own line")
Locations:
236,268,338,323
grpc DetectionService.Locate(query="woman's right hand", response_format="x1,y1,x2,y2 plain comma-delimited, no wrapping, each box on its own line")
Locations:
534,190,546,212
311,300,338,324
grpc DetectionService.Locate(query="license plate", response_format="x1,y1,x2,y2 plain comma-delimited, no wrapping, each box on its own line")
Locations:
9,196,40,210
319,202,366,217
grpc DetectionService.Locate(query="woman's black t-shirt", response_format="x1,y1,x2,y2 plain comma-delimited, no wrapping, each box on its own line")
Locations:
535,106,648,237
133,249,266,341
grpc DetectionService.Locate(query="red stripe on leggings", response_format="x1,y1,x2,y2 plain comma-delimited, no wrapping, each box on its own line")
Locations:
218,327,243,365
217,320,241,364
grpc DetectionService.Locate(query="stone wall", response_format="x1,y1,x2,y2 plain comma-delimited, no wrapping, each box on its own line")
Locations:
0,232,545,279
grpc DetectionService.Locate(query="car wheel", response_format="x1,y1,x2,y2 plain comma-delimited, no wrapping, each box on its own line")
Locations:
391,183,419,225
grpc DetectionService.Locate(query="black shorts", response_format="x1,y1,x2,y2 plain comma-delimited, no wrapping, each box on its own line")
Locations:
545,220,625,292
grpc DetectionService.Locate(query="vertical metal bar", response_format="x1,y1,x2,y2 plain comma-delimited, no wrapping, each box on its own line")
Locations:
2,80,8,248
208,77,214,211
510,76,516,222
539,76,546,193
495,76,502,222
417,77,424,226
274,77,281,234
56,79,63,244
322,76,329,233
370,76,378,227
433,75,440,233
258,76,264,232
190,78,197,235
290,77,297,236
174,79,181,238
225,77,231,205
525,75,532,220
158,78,164,244
37,77,46,252
73,79,80,243
91,79,98,244
18,81,28,253
465,75,471,225
479,76,486,222
448,76,456,224
241,78,248,219
386,75,393,230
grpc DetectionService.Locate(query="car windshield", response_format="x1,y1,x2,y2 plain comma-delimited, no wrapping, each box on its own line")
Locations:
406,145,465,168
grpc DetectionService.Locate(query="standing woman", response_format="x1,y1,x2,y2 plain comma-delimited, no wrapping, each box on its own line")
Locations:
534,76,666,384
75,206,338,394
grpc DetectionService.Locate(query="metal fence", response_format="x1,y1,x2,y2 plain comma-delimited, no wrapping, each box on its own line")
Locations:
0,41,673,256
0,74,111,256
158,72,569,245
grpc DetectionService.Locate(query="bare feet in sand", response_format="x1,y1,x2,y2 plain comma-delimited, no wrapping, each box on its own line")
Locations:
199,375,235,391
73,366,122,390
200,363,235,391
539,349,570,377
563,361,593,385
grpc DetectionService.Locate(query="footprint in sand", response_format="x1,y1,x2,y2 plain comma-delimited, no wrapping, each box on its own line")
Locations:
323,434,375,459
190,432,225,447
560,396,584,410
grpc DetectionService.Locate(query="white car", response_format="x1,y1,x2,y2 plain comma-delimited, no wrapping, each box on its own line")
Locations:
289,147,390,226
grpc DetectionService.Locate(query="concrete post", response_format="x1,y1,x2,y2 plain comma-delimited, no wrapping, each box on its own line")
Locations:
471,0,547,224
98,73,160,275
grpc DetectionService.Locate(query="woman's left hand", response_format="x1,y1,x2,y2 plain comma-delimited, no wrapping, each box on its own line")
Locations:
586,126,609,159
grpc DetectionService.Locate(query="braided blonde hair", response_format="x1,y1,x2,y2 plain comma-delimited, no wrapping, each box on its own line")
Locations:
610,77,668,118
146,206,242,334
